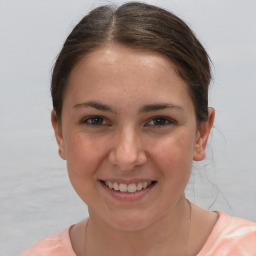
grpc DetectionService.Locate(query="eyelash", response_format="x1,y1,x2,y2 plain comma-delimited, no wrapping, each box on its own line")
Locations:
82,116,175,128
82,116,110,126
145,117,175,127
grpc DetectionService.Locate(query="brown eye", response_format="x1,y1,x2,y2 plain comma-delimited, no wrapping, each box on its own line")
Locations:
146,117,173,127
83,116,108,126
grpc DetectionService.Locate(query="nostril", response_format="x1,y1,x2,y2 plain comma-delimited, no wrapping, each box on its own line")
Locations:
108,149,147,171
107,132,147,170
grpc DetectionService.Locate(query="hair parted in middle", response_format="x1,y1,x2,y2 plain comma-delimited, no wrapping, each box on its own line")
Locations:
51,2,211,124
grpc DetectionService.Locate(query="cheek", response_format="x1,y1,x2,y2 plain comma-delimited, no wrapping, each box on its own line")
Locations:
65,133,107,177
64,134,108,204
149,132,195,177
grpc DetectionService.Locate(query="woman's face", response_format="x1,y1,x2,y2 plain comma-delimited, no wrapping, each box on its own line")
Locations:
52,44,212,230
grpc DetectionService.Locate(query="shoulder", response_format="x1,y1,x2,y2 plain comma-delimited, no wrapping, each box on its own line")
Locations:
18,226,76,256
198,211,256,255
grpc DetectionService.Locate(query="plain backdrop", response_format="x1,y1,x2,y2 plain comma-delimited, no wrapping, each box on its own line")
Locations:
0,0,256,255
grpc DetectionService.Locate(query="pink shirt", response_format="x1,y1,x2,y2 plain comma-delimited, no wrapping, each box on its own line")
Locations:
19,212,256,255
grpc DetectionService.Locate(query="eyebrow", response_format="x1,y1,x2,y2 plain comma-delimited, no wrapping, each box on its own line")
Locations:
140,103,184,113
73,101,184,113
73,101,116,113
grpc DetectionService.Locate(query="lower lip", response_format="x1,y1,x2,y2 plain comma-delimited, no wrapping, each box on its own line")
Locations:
99,181,156,201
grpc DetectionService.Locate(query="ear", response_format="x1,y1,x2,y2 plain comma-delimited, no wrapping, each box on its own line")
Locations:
193,108,215,161
51,111,67,160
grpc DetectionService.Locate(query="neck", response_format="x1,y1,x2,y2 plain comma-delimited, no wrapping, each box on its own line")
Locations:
85,197,191,256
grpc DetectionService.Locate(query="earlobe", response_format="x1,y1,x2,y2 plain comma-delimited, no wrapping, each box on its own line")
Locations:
51,111,67,160
193,108,215,161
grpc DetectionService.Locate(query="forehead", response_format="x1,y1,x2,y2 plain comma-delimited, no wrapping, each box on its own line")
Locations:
65,44,193,110
71,44,180,78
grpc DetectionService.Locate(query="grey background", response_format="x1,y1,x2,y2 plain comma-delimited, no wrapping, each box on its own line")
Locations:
0,0,255,255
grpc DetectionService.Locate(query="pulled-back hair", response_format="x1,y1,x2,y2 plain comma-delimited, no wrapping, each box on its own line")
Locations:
51,2,211,123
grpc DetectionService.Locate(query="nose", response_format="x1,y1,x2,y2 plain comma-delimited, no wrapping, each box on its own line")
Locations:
108,127,147,171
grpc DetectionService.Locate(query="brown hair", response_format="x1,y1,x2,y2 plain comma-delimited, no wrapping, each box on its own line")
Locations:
51,2,211,123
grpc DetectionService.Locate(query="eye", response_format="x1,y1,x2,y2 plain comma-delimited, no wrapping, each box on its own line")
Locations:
145,117,174,127
82,116,109,126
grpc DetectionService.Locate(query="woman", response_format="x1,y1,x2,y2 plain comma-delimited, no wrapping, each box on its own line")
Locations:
19,2,256,255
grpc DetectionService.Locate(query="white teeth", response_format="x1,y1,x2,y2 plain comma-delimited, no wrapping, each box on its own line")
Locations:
119,183,128,192
113,182,119,191
104,181,154,193
128,183,137,193
107,181,113,189
136,182,143,190
142,181,148,189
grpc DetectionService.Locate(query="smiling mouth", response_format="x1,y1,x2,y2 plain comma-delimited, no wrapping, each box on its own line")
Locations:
100,180,157,193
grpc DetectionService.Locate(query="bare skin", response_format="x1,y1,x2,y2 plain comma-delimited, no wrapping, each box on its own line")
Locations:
52,44,217,256
70,202,218,256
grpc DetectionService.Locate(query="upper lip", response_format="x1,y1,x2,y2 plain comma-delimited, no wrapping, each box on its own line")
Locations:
99,179,156,185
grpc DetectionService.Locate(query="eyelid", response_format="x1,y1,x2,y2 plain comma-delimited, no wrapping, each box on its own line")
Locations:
145,116,176,127
81,115,111,126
